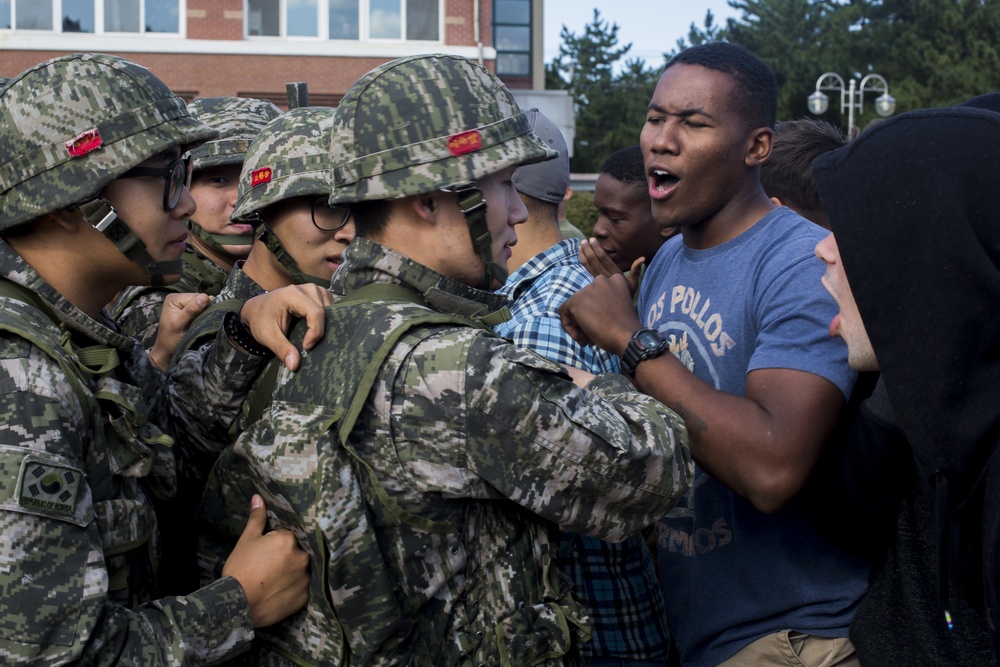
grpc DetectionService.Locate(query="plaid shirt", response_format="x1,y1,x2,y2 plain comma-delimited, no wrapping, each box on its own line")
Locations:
496,238,670,661
496,238,619,374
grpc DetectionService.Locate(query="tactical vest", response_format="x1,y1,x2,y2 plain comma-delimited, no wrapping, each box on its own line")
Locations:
209,282,587,666
0,279,176,606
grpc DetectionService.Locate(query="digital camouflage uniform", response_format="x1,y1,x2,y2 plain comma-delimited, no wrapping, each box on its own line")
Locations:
161,106,341,593
111,247,230,348
0,53,268,665
171,106,340,431
111,97,282,349
235,106,342,287
197,54,693,666
170,106,339,366
199,238,692,666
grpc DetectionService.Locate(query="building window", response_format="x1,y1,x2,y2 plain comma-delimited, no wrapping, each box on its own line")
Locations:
405,0,437,40
493,0,531,77
328,0,358,39
0,0,179,32
247,0,280,35
247,0,438,40
64,0,95,31
287,0,318,36
14,0,53,30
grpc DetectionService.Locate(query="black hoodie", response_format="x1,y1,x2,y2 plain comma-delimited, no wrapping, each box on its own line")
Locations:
814,104,1000,665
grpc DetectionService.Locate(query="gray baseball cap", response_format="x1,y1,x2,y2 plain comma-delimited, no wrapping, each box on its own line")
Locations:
511,108,570,204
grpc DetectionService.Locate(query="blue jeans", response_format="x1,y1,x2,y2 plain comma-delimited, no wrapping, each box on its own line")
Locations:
587,659,665,667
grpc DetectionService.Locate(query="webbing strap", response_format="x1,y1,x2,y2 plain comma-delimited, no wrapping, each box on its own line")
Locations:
0,279,101,428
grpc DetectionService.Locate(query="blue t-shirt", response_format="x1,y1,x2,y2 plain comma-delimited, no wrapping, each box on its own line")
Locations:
637,207,868,667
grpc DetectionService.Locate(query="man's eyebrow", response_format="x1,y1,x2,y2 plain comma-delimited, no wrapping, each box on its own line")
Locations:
646,103,717,122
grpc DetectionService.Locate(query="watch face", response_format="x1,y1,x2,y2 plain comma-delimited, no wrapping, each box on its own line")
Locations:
635,329,664,351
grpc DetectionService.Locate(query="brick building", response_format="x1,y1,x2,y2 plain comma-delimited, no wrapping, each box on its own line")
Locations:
0,0,548,108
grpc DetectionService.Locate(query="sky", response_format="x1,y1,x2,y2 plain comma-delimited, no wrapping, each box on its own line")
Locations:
543,0,742,69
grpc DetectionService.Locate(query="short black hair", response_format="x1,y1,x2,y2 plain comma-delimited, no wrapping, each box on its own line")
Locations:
665,42,777,130
761,119,846,213
600,146,646,189
350,199,392,239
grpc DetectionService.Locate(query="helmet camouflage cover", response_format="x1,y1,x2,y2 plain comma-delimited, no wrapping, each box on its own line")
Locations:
233,106,337,221
186,96,283,173
0,53,216,230
328,53,556,205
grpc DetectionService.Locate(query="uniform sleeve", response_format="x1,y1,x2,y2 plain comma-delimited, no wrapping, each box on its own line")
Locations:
162,328,266,461
396,330,693,543
111,287,168,350
0,348,253,666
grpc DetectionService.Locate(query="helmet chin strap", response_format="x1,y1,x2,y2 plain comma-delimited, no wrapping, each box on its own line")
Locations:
79,199,181,287
256,224,329,287
188,219,255,251
445,183,506,291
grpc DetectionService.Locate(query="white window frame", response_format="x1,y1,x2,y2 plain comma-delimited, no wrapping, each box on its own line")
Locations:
0,0,184,35
243,0,441,43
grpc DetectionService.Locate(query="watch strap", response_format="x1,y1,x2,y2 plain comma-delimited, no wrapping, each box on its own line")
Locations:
621,327,668,375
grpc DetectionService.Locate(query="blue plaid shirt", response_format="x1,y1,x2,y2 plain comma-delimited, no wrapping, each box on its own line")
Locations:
496,238,670,661
496,238,619,374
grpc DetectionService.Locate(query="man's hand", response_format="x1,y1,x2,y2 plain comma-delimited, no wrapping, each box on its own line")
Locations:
559,273,640,354
239,284,333,370
149,292,210,370
561,364,596,388
579,238,644,296
223,494,310,628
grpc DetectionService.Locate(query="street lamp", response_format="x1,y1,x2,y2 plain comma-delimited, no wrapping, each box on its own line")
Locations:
807,72,896,135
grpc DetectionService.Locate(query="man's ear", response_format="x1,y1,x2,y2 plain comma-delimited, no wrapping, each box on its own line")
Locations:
769,196,783,207
410,192,439,222
745,126,774,167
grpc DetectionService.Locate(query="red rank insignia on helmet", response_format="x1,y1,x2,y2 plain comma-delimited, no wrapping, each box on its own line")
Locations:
65,128,103,157
447,130,483,156
251,167,273,187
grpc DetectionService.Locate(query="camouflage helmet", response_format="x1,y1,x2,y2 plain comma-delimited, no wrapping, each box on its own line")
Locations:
186,96,283,173
235,106,340,286
328,53,556,205
234,106,337,221
0,76,9,88
0,53,216,231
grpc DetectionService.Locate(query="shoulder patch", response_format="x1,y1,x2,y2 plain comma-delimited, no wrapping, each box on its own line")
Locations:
17,456,82,518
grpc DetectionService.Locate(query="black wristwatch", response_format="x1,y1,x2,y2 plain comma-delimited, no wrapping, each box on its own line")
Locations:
621,328,669,375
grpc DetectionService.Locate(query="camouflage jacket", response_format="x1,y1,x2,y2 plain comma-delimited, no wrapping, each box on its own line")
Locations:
169,261,265,441
158,260,267,596
0,239,262,665
111,245,229,348
172,261,263,365
198,238,692,667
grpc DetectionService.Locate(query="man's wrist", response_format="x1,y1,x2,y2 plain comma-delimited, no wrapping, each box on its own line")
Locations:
621,327,669,375
224,306,273,357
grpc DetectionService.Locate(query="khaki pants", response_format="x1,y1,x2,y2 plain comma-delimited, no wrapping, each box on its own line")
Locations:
716,631,860,667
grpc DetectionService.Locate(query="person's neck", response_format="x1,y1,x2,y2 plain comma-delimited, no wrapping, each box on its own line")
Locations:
508,217,562,272
681,190,777,250
188,233,236,272
242,241,294,292
7,220,125,319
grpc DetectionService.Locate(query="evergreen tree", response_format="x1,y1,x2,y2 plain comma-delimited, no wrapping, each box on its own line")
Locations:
865,0,1000,109
550,1,1000,167
548,9,637,172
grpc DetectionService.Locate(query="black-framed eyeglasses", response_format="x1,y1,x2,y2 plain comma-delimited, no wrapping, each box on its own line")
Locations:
120,157,191,211
310,196,351,232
